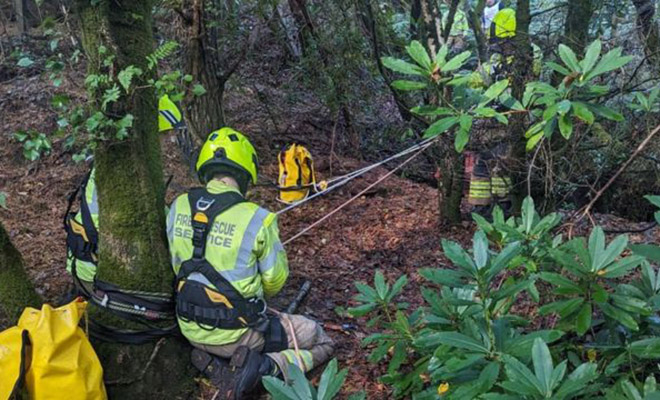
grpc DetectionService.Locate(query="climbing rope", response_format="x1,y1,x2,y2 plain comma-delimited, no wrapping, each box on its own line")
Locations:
276,136,437,215
282,138,438,245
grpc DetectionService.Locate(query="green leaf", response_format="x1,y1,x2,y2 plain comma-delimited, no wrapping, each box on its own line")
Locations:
262,375,300,399
419,268,468,287
0,192,7,210
414,331,490,353
387,275,408,302
585,47,632,81
601,255,644,278
538,298,584,317
455,115,472,152
405,40,432,70
576,303,592,336
526,132,544,151
411,106,454,117
117,65,143,92
594,234,628,272
17,57,34,67
391,80,427,91
317,359,347,400
374,270,388,300
557,100,571,115
423,116,459,138
502,354,544,396
482,80,509,105
588,227,605,269
558,44,581,73
522,196,536,234
532,338,553,396
347,303,376,317
488,242,522,279
629,338,660,359
442,239,477,274
554,362,598,398
580,39,602,75
473,230,489,269
192,84,206,96
558,114,573,139
546,61,571,76
630,244,660,263
588,103,624,121
572,102,595,124
381,57,425,76
101,85,121,110
599,302,639,330
442,50,471,72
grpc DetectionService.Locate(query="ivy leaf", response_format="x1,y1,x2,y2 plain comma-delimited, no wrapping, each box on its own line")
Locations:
192,84,207,96
117,65,143,92
17,57,34,67
101,85,121,110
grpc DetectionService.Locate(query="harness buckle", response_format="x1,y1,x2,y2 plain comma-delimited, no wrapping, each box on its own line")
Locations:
250,298,268,316
196,197,215,211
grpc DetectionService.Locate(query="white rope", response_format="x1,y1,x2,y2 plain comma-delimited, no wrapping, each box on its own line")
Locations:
276,136,436,215
282,139,437,245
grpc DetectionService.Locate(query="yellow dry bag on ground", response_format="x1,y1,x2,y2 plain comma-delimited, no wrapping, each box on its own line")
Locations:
278,144,318,204
0,300,107,400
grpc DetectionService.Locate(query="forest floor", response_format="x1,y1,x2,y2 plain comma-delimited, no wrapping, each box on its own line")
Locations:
2,34,660,400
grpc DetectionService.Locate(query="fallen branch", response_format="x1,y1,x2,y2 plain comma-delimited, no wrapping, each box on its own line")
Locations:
286,281,312,314
573,122,660,225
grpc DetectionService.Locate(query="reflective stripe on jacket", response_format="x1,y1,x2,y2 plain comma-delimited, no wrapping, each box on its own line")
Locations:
167,180,289,345
66,168,98,282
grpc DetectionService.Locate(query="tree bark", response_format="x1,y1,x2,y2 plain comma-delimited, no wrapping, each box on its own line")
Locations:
466,0,488,62
563,0,594,54
75,0,194,397
419,0,443,54
0,221,41,330
357,0,413,121
509,0,533,211
442,0,461,44
631,0,660,70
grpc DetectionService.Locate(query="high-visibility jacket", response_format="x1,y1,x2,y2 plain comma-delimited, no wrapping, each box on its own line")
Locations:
66,168,99,283
167,180,289,345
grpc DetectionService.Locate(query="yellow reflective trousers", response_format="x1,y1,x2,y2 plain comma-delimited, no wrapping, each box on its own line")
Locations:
0,300,107,400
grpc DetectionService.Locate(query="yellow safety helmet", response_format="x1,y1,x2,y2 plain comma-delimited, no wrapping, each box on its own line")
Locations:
493,8,516,39
196,127,258,193
158,94,184,132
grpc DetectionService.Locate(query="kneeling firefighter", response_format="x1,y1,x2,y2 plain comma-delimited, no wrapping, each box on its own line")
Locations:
167,127,334,398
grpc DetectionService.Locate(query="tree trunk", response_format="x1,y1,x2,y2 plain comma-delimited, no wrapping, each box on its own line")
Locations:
357,0,413,121
0,221,41,329
275,0,302,59
631,0,660,70
75,1,194,397
13,0,26,33
288,0,314,55
419,0,443,54
442,0,461,44
410,0,421,38
563,0,594,54
466,0,488,62
509,0,533,211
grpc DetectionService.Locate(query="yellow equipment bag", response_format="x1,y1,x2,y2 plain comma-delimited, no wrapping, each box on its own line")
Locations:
0,300,107,400
278,144,318,204
493,8,516,39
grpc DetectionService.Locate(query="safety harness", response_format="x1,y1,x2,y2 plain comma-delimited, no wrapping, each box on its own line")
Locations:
175,188,269,331
63,168,98,264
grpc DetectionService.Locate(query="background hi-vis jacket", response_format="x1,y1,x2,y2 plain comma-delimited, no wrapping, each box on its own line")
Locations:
66,168,98,282
167,180,289,345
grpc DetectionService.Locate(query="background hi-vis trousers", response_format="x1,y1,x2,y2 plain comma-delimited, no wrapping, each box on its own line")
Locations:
191,312,334,380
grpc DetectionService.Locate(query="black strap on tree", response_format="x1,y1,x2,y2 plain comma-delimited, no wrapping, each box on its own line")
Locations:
176,189,269,330
63,166,94,230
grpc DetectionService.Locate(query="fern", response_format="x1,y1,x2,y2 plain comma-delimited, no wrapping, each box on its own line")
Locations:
147,40,179,69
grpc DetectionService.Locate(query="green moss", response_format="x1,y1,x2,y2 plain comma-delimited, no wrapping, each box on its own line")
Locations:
0,223,41,329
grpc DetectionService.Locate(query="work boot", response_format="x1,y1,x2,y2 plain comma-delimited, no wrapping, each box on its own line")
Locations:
191,348,229,387
225,346,277,399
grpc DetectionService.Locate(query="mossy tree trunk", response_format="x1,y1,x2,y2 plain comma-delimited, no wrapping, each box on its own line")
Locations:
509,0,533,211
631,0,660,70
75,1,194,397
0,221,41,330
563,0,594,54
